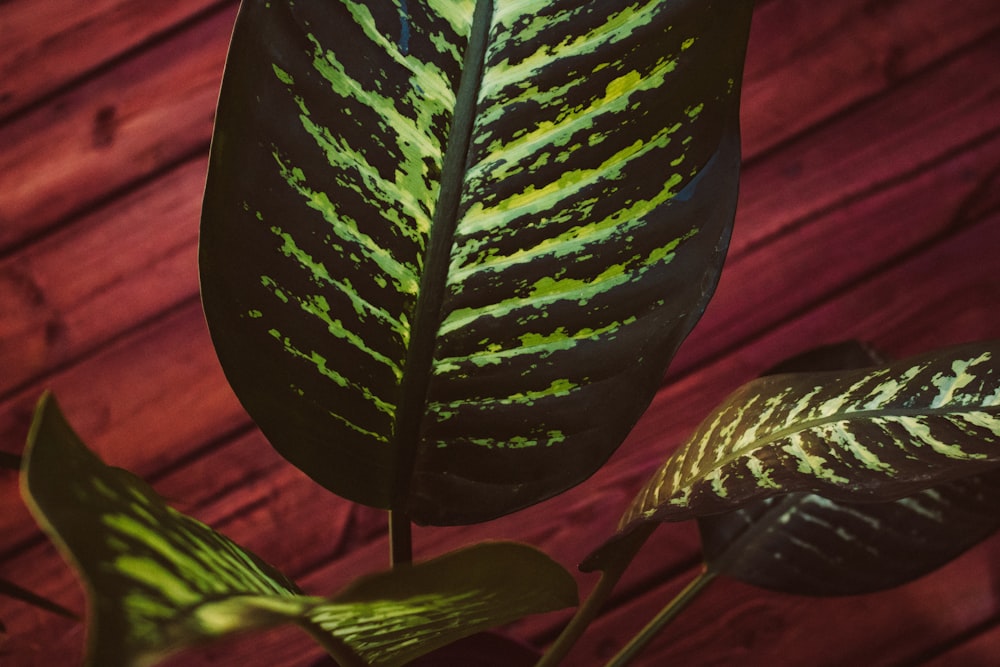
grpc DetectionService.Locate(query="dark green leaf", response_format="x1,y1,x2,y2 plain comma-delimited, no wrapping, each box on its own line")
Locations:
620,340,1000,526
305,541,577,666
700,343,1000,595
21,393,576,666
699,472,1000,596
200,0,754,524
700,342,1000,595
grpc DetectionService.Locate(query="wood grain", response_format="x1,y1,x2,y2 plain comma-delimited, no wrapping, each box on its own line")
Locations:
0,1,236,120
0,6,236,251
742,0,1000,156
1,1,999,665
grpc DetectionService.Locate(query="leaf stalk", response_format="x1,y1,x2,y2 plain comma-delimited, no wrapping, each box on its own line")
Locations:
604,566,718,667
389,510,413,567
536,524,656,666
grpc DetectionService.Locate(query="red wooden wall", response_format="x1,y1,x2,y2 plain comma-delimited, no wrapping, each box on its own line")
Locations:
2,1,999,665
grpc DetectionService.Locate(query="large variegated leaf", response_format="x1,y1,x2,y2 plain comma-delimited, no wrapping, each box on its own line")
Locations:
20,393,576,667
200,0,754,524
620,340,1000,526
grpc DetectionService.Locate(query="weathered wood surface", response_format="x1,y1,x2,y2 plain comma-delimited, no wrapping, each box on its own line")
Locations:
2,1,999,665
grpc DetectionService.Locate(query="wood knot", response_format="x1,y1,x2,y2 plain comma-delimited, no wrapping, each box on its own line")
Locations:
92,105,118,148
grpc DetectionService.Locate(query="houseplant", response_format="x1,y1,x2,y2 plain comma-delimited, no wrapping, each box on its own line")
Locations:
11,1,1000,665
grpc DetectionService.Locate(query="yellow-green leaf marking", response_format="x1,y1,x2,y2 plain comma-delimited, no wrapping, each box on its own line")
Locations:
622,341,1000,527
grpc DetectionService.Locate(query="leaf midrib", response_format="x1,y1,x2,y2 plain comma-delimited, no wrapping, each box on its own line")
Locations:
390,0,494,510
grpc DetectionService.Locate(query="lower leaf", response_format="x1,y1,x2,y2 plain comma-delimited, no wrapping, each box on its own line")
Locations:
20,393,576,667
622,340,1000,526
699,469,1000,596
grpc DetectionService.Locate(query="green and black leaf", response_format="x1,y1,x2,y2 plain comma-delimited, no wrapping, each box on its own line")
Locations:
21,394,575,667
200,0,754,524
623,341,1000,526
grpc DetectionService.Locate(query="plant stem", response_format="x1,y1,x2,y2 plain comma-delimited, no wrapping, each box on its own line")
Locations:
389,510,412,567
535,569,621,667
604,567,718,667
536,524,656,667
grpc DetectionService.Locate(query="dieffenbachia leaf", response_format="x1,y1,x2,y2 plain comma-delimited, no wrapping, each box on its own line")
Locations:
20,393,577,666
699,471,1000,596
200,0,754,524
696,343,1000,596
620,340,1000,527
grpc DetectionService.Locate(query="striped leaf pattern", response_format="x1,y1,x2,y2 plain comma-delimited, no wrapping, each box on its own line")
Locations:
700,471,1000,596
620,341,1000,527
302,541,576,666
200,1,753,524
21,394,576,667
22,393,303,666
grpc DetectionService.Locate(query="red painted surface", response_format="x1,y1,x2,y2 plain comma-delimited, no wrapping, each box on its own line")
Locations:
2,1,999,665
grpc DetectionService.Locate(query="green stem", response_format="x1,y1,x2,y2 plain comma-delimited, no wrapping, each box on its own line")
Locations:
536,524,656,667
604,566,718,667
535,570,620,667
389,510,412,567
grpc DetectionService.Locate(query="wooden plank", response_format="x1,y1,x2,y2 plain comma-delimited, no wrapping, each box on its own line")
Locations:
0,303,247,561
0,0,233,120
569,538,1000,666
1,13,994,452
3,87,996,667
743,0,1000,156
0,157,205,399
0,5,236,252
737,35,1000,263
670,119,1000,378
2,1,999,665
922,621,1000,666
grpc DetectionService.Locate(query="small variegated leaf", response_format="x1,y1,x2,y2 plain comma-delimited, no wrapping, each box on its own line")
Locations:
699,343,1000,596
20,393,578,667
200,0,754,524
699,471,1000,596
621,340,1000,527
22,393,305,667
